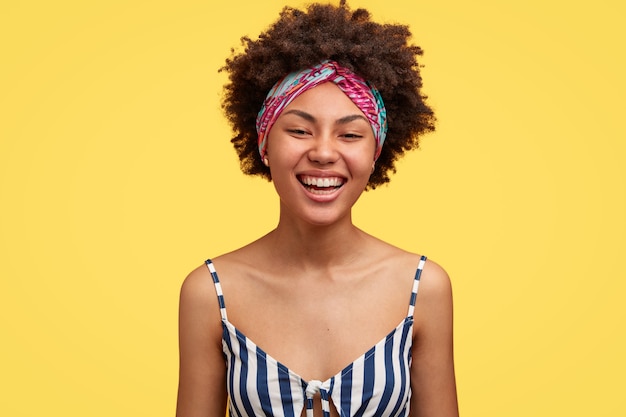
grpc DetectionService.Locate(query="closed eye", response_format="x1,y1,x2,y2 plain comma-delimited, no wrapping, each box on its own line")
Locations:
287,128,310,136
341,133,364,139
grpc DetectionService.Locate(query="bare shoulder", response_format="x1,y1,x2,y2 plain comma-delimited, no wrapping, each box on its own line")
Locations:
420,258,453,298
209,241,267,277
409,257,458,415
180,263,215,308
211,250,253,272
366,235,423,271
413,257,454,331
178,262,223,342
386,246,451,295
177,263,229,415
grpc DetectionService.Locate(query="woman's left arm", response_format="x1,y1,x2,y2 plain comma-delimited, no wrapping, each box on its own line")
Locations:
409,260,459,417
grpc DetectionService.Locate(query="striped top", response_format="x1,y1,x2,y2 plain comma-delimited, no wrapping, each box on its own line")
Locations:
205,256,426,417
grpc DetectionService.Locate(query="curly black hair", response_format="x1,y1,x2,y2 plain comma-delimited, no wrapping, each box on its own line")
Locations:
220,0,435,189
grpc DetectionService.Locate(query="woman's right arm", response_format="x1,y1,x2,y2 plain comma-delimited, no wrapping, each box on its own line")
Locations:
176,266,228,417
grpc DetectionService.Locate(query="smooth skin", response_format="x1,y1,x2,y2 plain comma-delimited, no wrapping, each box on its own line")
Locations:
176,83,458,417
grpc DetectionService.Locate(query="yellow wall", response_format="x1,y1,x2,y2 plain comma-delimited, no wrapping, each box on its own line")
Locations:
1,1,624,415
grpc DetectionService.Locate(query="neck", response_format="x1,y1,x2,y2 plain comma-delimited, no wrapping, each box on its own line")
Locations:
266,211,367,270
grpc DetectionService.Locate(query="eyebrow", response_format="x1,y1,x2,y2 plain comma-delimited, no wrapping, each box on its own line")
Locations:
281,109,369,125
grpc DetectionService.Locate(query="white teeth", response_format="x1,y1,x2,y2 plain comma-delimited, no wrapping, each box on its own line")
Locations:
300,176,343,188
317,178,328,187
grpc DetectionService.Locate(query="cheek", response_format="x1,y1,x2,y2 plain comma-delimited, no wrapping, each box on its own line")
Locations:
349,147,376,173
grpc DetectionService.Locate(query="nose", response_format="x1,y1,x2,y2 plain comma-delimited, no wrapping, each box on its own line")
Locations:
307,133,339,165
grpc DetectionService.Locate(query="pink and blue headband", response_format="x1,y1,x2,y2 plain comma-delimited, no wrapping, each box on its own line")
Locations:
256,60,388,161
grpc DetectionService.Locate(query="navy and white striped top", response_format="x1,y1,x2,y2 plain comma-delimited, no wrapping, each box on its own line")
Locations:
205,256,426,417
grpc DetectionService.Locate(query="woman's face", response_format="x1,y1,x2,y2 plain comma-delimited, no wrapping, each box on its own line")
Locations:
265,82,376,226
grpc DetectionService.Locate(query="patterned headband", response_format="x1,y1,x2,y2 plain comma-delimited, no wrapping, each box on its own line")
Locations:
256,60,388,161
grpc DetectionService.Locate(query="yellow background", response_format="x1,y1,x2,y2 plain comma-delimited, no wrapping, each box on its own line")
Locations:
1,0,624,415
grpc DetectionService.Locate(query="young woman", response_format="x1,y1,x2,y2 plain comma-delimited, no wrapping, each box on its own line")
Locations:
176,2,458,416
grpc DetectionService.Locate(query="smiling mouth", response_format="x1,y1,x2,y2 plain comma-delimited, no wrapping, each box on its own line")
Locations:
297,175,345,195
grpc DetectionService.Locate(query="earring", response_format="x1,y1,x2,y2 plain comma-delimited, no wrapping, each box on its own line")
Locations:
263,157,270,167
371,163,375,173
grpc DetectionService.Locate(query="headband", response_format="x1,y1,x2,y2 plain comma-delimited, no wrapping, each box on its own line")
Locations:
256,60,388,161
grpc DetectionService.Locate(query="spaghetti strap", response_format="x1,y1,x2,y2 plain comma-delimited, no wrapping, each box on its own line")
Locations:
407,255,427,319
205,259,228,322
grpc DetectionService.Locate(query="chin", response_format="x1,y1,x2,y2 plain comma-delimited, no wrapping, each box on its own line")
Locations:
300,208,352,227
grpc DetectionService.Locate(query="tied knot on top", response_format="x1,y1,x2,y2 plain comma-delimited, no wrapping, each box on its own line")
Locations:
303,379,332,416
305,379,324,398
